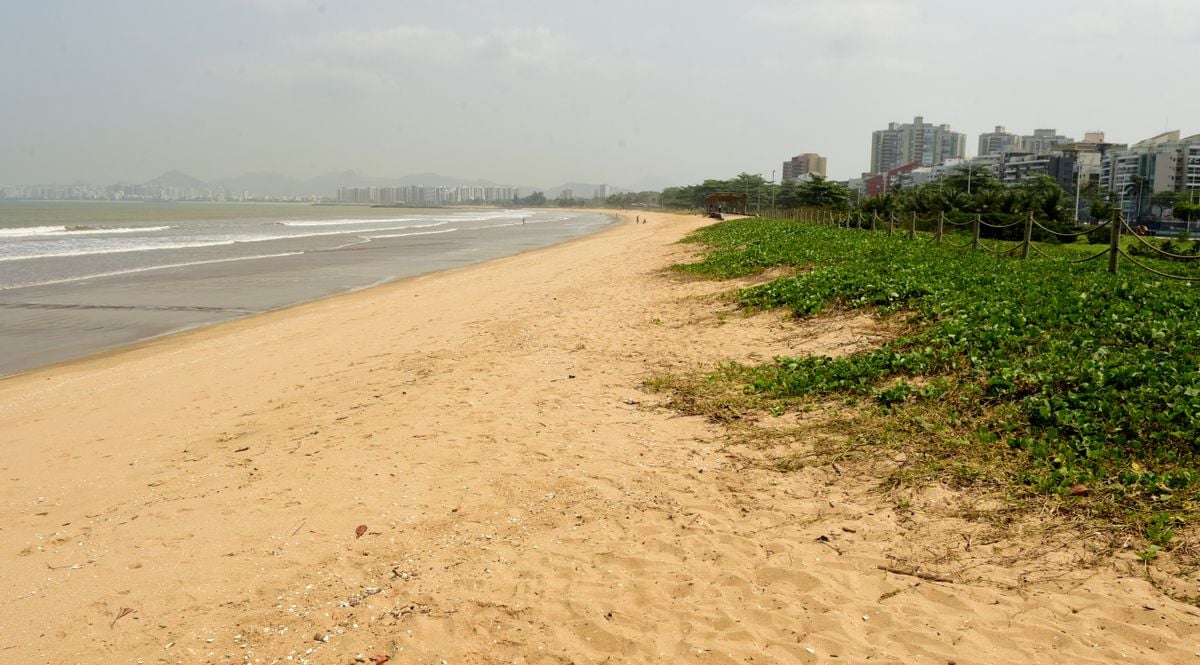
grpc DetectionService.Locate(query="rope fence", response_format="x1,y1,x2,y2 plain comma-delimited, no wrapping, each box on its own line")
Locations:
799,209,1200,280
1121,219,1200,261
1068,246,1112,264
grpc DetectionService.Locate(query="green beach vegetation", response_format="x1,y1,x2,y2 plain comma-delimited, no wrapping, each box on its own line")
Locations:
657,214,1200,562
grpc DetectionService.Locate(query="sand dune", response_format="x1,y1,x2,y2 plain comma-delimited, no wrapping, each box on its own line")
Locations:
1,211,1197,663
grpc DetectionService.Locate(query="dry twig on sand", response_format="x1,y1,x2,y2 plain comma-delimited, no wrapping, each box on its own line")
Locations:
877,565,954,583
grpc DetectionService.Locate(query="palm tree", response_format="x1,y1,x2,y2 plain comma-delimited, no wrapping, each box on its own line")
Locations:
860,191,900,217
1123,175,1149,221
912,186,944,214
942,189,971,212
1016,175,1067,221
943,164,999,195
972,188,1004,215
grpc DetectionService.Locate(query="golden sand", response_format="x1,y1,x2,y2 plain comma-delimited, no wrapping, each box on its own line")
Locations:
1,212,1197,663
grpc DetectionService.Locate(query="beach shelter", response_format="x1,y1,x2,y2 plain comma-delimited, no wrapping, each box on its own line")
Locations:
704,192,748,215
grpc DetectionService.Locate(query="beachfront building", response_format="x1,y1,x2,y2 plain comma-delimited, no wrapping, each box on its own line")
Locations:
978,126,1019,156
1099,130,1200,218
870,116,965,174
1047,138,1120,193
338,184,518,205
485,186,518,203
1019,129,1074,155
997,153,1076,189
1185,144,1200,198
870,126,904,175
1047,140,1118,221
337,187,376,204
781,153,827,181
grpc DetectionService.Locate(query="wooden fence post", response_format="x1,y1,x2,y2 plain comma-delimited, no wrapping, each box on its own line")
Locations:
1109,210,1122,274
973,214,982,251
1021,210,1034,260
909,211,917,240
888,213,895,236
936,211,944,246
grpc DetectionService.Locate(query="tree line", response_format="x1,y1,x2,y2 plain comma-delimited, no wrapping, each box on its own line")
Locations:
660,165,1197,227
513,165,1200,223
659,173,851,211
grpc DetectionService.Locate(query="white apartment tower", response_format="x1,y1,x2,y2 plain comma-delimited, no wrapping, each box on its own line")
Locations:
978,126,1018,156
870,116,966,174
1100,130,1200,218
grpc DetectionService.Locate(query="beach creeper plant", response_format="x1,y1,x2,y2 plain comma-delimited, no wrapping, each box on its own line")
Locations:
673,217,1200,539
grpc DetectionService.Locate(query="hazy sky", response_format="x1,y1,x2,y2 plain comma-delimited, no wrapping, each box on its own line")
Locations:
2,0,1197,188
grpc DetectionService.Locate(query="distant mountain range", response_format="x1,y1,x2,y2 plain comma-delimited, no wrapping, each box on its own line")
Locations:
138,169,656,199
143,170,210,190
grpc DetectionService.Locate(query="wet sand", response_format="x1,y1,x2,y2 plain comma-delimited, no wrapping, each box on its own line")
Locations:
0,211,1197,663
0,213,611,377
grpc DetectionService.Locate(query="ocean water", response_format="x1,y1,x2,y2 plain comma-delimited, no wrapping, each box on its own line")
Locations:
0,201,615,376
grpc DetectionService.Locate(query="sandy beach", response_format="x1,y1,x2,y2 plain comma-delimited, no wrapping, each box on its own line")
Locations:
2,211,1198,664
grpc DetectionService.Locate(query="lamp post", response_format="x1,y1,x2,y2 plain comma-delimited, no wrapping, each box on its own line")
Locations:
770,169,776,212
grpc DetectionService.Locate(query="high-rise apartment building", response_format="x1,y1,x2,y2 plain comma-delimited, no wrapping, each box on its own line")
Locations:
1018,129,1074,155
1099,130,1200,218
782,153,827,181
870,116,965,174
1047,135,1121,194
871,126,904,175
978,126,1018,156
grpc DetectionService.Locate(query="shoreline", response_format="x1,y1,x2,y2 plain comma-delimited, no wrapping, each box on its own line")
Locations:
0,209,618,381
1,210,1196,662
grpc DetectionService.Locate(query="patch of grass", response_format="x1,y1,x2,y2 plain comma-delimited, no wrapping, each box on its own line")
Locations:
643,362,766,424
1142,511,1178,547
667,217,1200,537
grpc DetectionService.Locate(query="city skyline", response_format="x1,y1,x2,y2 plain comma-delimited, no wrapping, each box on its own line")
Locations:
0,118,1175,194
0,166,615,202
2,1,1197,186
